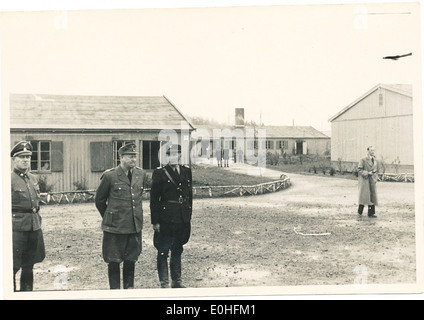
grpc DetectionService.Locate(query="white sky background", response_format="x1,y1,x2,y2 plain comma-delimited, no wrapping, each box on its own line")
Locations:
0,1,421,132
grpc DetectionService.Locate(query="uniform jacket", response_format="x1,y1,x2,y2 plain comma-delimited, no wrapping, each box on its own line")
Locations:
95,166,147,234
358,156,378,206
11,169,42,232
150,164,193,225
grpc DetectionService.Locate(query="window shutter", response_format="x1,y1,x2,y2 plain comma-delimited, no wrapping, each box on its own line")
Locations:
91,142,113,172
51,141,64,172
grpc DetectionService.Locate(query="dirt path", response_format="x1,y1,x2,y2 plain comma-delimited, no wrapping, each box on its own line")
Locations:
25,163,416,294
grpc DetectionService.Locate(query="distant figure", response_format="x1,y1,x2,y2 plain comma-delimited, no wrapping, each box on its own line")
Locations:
236,148,244,164
215,147,222,167
223,149,230,167
357,146,378,218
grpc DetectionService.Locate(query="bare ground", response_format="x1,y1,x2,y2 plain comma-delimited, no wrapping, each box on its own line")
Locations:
24,166,416,293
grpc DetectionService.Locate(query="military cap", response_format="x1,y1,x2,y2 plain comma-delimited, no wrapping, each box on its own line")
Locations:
118,143,137,156
166,144,182,155
11,141,33,157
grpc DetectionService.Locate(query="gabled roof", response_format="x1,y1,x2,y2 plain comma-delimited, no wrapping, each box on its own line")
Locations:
328,84,412,122
9,93,195,131
192,124,329,139
258,125,329,139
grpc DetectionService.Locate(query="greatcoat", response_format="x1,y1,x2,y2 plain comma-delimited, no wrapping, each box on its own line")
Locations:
357,156,378,206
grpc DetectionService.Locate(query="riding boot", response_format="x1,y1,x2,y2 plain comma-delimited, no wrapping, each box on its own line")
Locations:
170,253,185,288
108,262,121,289
157,254,169,288
123,261,135,289
20,270,34,291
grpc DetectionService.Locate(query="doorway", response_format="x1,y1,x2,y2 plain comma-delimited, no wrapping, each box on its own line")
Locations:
142,141,161,169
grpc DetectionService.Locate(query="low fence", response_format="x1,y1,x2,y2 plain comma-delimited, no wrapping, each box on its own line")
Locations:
377,173,414,183
40,174,291,205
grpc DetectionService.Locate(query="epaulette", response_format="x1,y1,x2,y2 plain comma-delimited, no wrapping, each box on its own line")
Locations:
100,167,115,179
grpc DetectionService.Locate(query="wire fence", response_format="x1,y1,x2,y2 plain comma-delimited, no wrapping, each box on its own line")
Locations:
39,174,292,205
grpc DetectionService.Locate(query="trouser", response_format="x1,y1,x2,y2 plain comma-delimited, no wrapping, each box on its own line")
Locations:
154,223,191,286
107,261,135,289
358,205,375,216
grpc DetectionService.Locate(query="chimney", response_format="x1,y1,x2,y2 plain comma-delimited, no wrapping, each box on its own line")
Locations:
235,108,245,127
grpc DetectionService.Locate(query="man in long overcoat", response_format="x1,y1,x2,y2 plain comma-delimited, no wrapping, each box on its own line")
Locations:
95,143,147,289
150,144,193,288
357,146,378,218
11,141,46,291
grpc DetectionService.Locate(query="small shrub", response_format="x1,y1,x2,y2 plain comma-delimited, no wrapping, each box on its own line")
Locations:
73,178,88,191
329,167,336,176
38,175,54,193
337,157,344,174
392,157,400,173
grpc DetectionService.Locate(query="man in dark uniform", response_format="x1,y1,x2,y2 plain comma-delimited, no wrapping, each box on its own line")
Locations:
150,144,193,288
95,143,147,289
10,141,46,291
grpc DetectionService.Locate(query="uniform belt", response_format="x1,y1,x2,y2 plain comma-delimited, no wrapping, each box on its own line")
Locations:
12,208,39,213
165,199,187,204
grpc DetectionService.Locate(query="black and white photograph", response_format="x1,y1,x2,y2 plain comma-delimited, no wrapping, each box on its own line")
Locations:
1,0,423,300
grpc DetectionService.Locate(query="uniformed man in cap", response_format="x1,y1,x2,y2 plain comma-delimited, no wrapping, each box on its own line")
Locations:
10,141,46,291
95,143,147,289
150,144,193,288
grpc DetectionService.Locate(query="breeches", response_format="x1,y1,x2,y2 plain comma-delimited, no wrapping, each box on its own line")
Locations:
102,231,142,263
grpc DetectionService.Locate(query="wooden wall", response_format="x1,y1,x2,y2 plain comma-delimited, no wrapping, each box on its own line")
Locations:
10,130,186,192
331,88,414,166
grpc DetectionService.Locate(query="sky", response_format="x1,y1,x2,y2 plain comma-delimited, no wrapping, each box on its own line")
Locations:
0,1,421,133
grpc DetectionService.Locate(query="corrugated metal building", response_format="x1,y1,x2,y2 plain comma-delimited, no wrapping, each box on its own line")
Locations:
10,94,195,192
329,84,413,173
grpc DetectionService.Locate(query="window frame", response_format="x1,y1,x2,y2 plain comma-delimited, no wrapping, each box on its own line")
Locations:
29,140,52,172
113,140,135,167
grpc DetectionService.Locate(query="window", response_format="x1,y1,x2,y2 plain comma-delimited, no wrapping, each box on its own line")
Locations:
113,140,135,166
278,140,288,149
265,140,274,150
30,140,51,172
246,139,257,150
